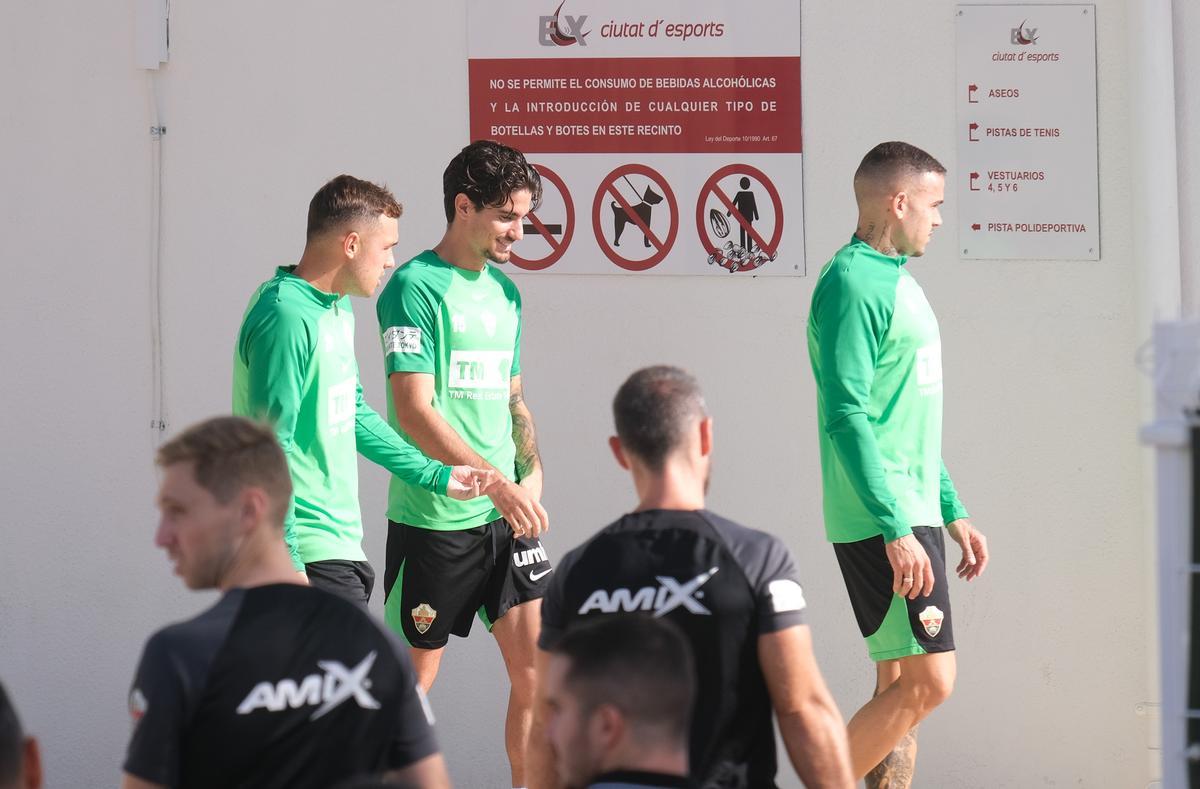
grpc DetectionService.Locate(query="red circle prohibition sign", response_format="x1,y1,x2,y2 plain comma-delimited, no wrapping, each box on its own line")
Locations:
696,164,784,260
592,164,679,272
511,164,574,271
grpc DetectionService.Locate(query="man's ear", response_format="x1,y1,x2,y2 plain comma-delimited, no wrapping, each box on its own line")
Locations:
590,703,625,751
891,189,909,220
608,436,630,470
238,487,269,534
454,193,474,221
342,230,361,259
698,417,714,458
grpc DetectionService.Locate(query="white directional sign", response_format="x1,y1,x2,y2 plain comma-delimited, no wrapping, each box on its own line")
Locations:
956,4,1099,260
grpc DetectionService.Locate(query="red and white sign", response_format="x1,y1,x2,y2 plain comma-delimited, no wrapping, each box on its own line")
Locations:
955,4,1099,260
592,164,678,271
696,164,783,274
511,164,575,271
468,0,804,276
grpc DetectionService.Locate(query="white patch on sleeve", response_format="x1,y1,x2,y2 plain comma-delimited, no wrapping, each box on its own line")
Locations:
383,326,422,354
767,579,807,613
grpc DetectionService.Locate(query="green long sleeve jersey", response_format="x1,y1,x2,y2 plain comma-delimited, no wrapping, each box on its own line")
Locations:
807,237,968,544
233,267,451,569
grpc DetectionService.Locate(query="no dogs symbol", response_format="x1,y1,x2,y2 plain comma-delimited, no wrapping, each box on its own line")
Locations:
592,164,679,272
696,164,784,273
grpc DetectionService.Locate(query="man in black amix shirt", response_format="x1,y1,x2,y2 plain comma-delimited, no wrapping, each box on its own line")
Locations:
121,417,450,789
532,367,854,789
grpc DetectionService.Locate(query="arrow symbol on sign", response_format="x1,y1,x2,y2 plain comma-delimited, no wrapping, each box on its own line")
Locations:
971,223,981,231
968,122,980,142
969,172,981,191
968,84,979,103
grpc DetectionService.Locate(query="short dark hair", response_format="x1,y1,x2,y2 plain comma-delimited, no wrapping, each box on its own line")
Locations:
0,680,23,784
442,140,543,222
854,141,946,191
306,174,403,242
552,616,695,746
156,417,292,524
612,366,708,471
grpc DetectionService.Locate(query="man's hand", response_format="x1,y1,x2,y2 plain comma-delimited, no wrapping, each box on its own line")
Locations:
946,518,988,581
884,533,933,599
489,479,550,539
446,466,497,500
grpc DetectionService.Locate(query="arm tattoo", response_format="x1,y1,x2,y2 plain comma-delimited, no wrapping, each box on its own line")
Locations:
510,390,541,480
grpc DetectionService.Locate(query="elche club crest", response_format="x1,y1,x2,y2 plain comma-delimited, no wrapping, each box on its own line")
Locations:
918,605,944,638
412,603,437,634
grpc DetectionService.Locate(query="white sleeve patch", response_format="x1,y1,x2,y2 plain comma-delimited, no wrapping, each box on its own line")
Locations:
767,579,807,613
383,326,422,354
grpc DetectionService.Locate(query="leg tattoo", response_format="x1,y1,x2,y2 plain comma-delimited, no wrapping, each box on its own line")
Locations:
865,725,919,789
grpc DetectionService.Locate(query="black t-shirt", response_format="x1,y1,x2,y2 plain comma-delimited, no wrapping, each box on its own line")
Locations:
124,584,438,789
540,510,808,789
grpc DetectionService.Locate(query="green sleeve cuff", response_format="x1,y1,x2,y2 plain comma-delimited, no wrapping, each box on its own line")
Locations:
942,503,970,524
880,522,913,543
434,465,452,496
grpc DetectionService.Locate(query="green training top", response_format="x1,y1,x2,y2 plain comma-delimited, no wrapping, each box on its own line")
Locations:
376,250,522,531
807,236,968,544
233,267,451,568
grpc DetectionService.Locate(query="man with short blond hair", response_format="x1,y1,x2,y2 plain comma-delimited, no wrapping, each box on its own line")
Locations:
234,174,494,604
121,416,450,789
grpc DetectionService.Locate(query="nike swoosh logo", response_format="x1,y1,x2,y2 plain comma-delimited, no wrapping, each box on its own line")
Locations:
530,568,552,581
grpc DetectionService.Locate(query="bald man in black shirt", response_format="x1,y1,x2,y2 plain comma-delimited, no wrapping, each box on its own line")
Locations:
529,367,853,789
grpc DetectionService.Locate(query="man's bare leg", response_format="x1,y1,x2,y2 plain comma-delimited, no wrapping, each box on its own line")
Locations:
493,599,541,788
864,660,918,789
846,651,955,779
409,646,445,692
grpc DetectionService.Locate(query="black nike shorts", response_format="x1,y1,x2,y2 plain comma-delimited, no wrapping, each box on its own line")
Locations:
833,525,955,661
382,518,552,648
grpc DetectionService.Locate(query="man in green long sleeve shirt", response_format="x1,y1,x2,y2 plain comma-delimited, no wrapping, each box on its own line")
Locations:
234,174,492,605
807,142,990,787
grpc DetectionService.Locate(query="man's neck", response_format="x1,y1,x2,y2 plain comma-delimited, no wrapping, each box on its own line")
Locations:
596,748,689,782
433,231,487,273
293,248,345,295
854,215,899,257
218,540,306,591
632,464,705,513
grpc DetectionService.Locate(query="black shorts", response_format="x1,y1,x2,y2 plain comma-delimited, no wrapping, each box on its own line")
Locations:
382,518,552,648
833,525,955,661
304,559,375,607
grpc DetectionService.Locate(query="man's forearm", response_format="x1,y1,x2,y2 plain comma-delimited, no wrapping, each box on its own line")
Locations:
398,401,496,471
511,400,541,482
778,700,854,788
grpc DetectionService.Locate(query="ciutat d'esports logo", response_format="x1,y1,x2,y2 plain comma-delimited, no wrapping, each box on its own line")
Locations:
1011,19,1038,45
539,1,590,46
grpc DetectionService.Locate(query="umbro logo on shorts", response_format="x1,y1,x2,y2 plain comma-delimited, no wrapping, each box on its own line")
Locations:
236,652,382,720
513,542,548,568
578,567,720,617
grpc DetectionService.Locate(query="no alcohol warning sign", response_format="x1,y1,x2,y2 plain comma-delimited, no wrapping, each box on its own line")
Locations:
468,0,805,275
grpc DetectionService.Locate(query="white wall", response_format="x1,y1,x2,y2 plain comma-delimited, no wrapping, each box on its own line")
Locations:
0,1,1166,786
